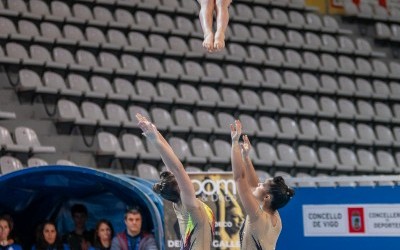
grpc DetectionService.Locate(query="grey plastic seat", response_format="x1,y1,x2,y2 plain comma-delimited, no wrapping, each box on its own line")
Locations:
135,11,156,28
338,76,356,94
321,53,339,72
174,109,210,134
338,122,358,143
232,23,251,39
376,151,396,173
176,16,196,33
168,137,206,164
6,42,29,59
235,4,253,19
299,119,319,140
280,93,299,112
306,13,323,30
322,34,339,52
105,103,136,129
280,117,300,139
90,76,122,99
97,132,122,157
271,8,289,25
375,102,393,121
220,88,246,109
195,110,220,132
297,145,318,168
375,125,395,145
185,61,205,78
338,98,357,119
250,26,269,41
283,71,302,90
57,99,96,128
276,144,299,168
355,78,373,97
18,20,40,37
212,139,232,164
320,97,338,117
121,54,142,71
67,74,103,99
258,116,282,137
137,163,160,180
143,56,164,74
357,149,376,173
115,8,135,24
0,126,29,153
156,13,175,31
63,25,85,40
303,52,321,70
373,80,390,97
229,43,248,58
320,74,338,93
120,133,156,160
389,62,400,78
72,3,93,20
168,36,190,53
42,71,68,91
317,147,338,170
355,58,373,76
29,0,51,16
266,47,285,66
375,22,391,39
260,91,281,112
0,156,23,174
318,120,339,141
372,60,389,77
356,123,376,144
253,6,271,20
299,95,319,115
204,62,225,81
241,89,263,110
114,78,136,99
287,30,305,48
357,100,375,118
285,50,303,68
107,29,129,46
56,159,77,166
199,86,221,106
178,84,201,105
27,157,49,167
288,11,306,28
0,17,17,35
269,28,287,46
238,114,260,136
99,52,121,69
216,112,236,134
338,36,356,54
305,32,322,50
81,101,120,128
301,73,320,91
40,22,63,39
191,138,227,164
136,80,161,102
157,81,180,101
93,6,114,22
76,50,98,67
337,148,358,172
86,27,107,43
15,127,56,153
51,1,72,18
149,34,170,51
151,107,188,132
7,0,27,12
254,142,278,166
338,56,356,74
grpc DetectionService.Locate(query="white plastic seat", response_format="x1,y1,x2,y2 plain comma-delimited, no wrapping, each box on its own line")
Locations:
15,127,56,153
137,163,160,180
0,156,23,174
27,157,49,167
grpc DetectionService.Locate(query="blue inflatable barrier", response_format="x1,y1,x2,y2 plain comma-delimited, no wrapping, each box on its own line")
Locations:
0,166,165,250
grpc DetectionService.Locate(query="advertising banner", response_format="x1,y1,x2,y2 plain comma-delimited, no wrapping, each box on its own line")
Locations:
278,187,400,250
163,172,243,250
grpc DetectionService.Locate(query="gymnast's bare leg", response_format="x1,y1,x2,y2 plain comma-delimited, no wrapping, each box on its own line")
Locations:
197,0,215,52
214,0,232,51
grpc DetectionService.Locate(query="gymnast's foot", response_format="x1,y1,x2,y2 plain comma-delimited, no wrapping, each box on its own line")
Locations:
213,31,225,51
202,33,214,52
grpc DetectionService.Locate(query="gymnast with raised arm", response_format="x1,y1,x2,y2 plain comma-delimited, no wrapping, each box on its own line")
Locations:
136,114,215,250
230,120,294,250
197,0,232,52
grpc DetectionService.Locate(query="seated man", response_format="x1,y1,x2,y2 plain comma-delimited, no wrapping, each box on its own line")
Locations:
111,207,158,250
63,204,94,250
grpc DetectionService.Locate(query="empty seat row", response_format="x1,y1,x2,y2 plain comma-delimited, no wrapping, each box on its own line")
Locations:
0,155,76,175
375,22,400,41
57,99,400,148
0,126,56,154
19,69,400,123
0,16,364,60
96,132,400,174
344,1,400,22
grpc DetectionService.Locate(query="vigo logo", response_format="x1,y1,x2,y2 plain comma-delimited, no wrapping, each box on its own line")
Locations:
192,179,237,196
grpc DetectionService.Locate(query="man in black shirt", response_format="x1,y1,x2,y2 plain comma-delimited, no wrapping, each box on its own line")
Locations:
63,204,94,250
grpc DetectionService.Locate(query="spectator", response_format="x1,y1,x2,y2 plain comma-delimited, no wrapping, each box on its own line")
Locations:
63,204,94,250
111,207,157,250
32,221,69,250
90,220,113,250
0,214,22,250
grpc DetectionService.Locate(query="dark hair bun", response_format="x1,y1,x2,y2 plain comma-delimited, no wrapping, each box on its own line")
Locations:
273,176,284,183
287,188,295,198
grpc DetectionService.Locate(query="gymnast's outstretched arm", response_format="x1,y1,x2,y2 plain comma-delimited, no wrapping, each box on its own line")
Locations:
136,113,198,208
240,135,260,188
